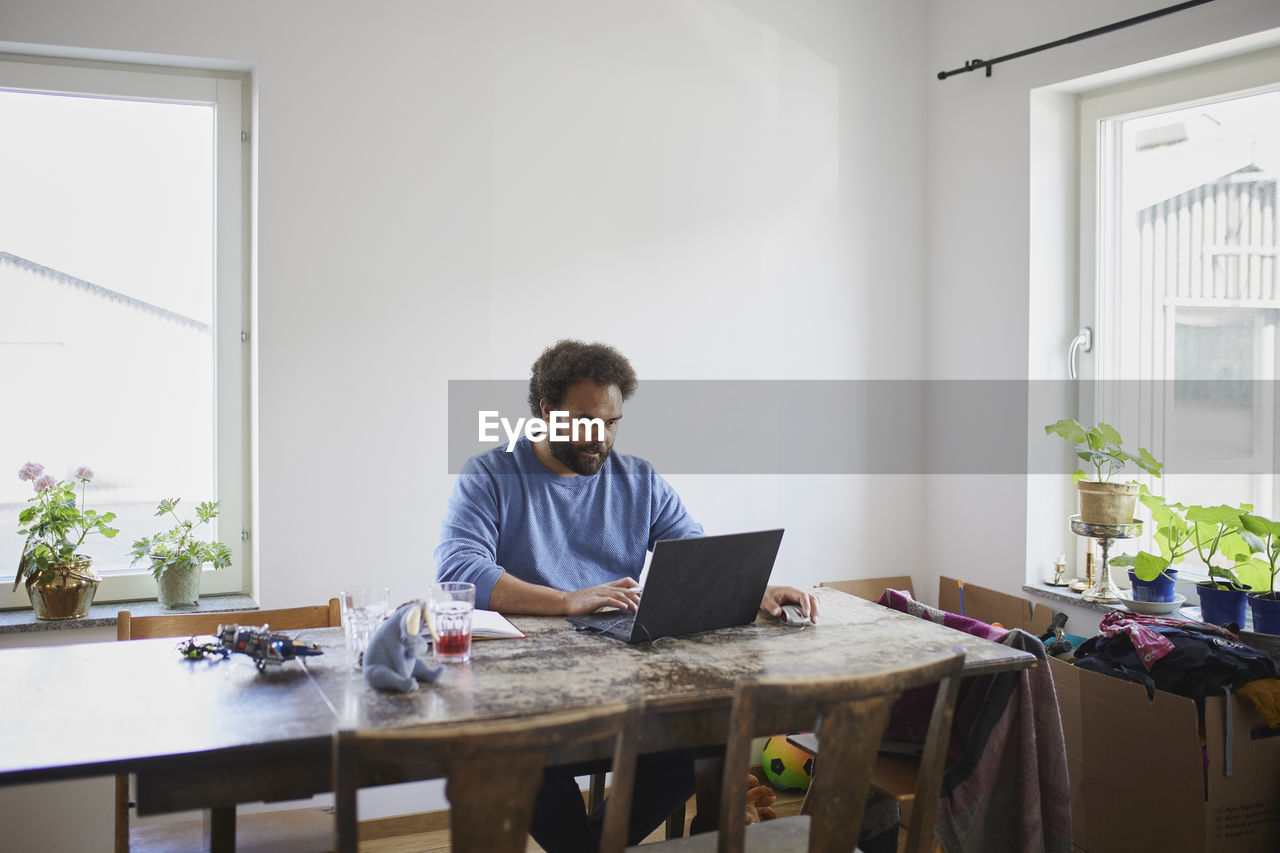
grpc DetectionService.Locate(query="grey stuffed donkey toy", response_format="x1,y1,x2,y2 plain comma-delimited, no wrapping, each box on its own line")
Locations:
363,601,444,692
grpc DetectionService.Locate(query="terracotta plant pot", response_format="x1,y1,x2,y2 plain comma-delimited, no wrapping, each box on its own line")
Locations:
1077,481,1140,525
25,556,100,620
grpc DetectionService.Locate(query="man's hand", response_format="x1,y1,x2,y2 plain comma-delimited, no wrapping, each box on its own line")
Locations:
760,585,819,624
562,577,642,615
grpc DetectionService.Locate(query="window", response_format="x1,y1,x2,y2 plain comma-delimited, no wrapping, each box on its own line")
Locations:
0,57,249,604
1078,48,1280,581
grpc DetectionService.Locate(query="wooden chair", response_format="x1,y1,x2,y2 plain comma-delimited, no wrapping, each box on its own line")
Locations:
333,702,642,853
114,599,342,853
629,651,964,853
116,598,341,641
821,576,929,835
819,575,915,601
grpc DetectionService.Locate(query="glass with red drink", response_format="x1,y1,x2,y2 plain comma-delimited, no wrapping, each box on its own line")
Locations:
428,581,475,663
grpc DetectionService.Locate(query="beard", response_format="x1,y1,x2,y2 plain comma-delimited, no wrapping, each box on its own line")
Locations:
549,440,612,476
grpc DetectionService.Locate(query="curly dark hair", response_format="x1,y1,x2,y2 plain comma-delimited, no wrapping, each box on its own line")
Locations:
527,340,638,416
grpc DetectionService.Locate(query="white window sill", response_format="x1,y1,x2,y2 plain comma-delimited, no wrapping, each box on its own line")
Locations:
0,593,259,636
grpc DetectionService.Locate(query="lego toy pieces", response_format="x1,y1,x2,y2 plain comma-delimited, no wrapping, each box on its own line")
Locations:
176,622,324,672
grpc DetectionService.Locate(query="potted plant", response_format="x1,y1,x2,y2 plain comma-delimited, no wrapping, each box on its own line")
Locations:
130,498,232,609
1112,491,1191,603
1240,512,1280,635
1044,419,1163,526
1113,498,1260,623
13,463,118,620
1184,504,1261,625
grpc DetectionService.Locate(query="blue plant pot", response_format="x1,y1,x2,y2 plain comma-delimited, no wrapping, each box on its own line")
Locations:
1196,582,1248,628
1128,568,1177,602
1248,593,1280,635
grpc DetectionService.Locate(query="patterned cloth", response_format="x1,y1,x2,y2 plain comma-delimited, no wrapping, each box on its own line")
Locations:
1075,615,1277,702
877,588,1010,643
1095,610,1239,670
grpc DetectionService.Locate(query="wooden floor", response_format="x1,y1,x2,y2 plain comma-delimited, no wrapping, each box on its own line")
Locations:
131,788,809,852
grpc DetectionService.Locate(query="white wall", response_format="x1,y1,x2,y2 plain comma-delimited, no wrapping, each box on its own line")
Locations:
922,0,1280,609
0,0,931,603
0,0,931,845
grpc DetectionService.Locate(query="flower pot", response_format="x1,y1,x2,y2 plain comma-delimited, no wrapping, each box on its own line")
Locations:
1247,593,1280,635
1127,568,1177,602
25,557,100,620
1077,481,1140,525
157,561,202,609
1196,582,1249,628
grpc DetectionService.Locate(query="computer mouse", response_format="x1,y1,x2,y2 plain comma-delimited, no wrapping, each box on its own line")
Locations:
779,604,809,627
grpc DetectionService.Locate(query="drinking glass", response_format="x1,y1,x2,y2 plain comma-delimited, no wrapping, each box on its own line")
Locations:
339,586,390,666
428,581,475,663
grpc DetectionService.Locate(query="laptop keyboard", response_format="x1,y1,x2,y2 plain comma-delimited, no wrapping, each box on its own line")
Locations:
594,614,635,635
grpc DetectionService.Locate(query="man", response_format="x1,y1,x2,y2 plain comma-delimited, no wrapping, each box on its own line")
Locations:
435,339,816,851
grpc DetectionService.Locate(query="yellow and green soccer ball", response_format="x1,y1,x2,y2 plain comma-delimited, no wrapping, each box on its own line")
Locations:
761,735,812,791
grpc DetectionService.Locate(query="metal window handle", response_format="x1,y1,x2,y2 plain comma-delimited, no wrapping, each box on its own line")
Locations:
1068,327,1093,380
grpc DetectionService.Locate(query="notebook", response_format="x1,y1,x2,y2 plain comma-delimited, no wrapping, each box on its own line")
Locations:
472,608,525,639
566,528,785,643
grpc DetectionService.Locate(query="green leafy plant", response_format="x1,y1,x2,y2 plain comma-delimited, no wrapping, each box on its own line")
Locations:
1239,512,1280,598
1113,497,1263,587
1043,419,1164,483
1185,504,1257,588
130,498,232,579
15,463,118,584
1112,490,1193,581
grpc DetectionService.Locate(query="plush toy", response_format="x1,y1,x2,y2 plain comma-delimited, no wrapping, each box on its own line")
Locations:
744,773,777,824
363,601,444,692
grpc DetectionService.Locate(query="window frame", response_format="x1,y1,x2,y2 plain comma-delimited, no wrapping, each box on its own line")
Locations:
0,56,251,605
1077,47,1280,508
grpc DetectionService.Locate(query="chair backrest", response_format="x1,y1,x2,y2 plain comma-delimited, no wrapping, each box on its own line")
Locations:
117,598,342,641
820,575,915,601
333,702,641,853
716,651,964,853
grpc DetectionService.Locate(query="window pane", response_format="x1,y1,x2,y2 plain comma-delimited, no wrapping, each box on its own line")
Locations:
1104,86,1280,531
1170,307,1265,463
0,90,216,575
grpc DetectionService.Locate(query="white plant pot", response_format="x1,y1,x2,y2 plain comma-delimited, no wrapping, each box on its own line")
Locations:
157,562,202,609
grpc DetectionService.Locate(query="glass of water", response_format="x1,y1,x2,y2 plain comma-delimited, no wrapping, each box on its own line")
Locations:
339,586,390,666
428,581,475,663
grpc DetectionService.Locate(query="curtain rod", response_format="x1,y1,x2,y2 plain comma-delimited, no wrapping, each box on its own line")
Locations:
937,0,1218,81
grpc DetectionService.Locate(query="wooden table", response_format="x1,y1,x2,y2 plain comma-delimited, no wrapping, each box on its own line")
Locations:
0,588,1034,849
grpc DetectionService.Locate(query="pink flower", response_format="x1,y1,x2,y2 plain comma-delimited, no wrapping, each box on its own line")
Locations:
33,474,56,493
17,462,44,482
73,466,94,482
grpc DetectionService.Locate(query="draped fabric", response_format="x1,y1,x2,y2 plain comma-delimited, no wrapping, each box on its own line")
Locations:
877,590,1072,853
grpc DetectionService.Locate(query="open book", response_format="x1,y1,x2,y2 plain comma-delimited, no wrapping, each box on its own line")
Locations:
471,608,526,639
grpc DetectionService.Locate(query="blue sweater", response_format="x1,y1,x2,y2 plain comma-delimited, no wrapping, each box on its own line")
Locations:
434,437,703,609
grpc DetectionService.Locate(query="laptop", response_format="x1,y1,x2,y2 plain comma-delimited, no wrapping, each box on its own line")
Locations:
566,528,785,643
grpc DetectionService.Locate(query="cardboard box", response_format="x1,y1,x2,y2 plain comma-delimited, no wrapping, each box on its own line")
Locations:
1049,656,1280,852
938,576,1055,634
